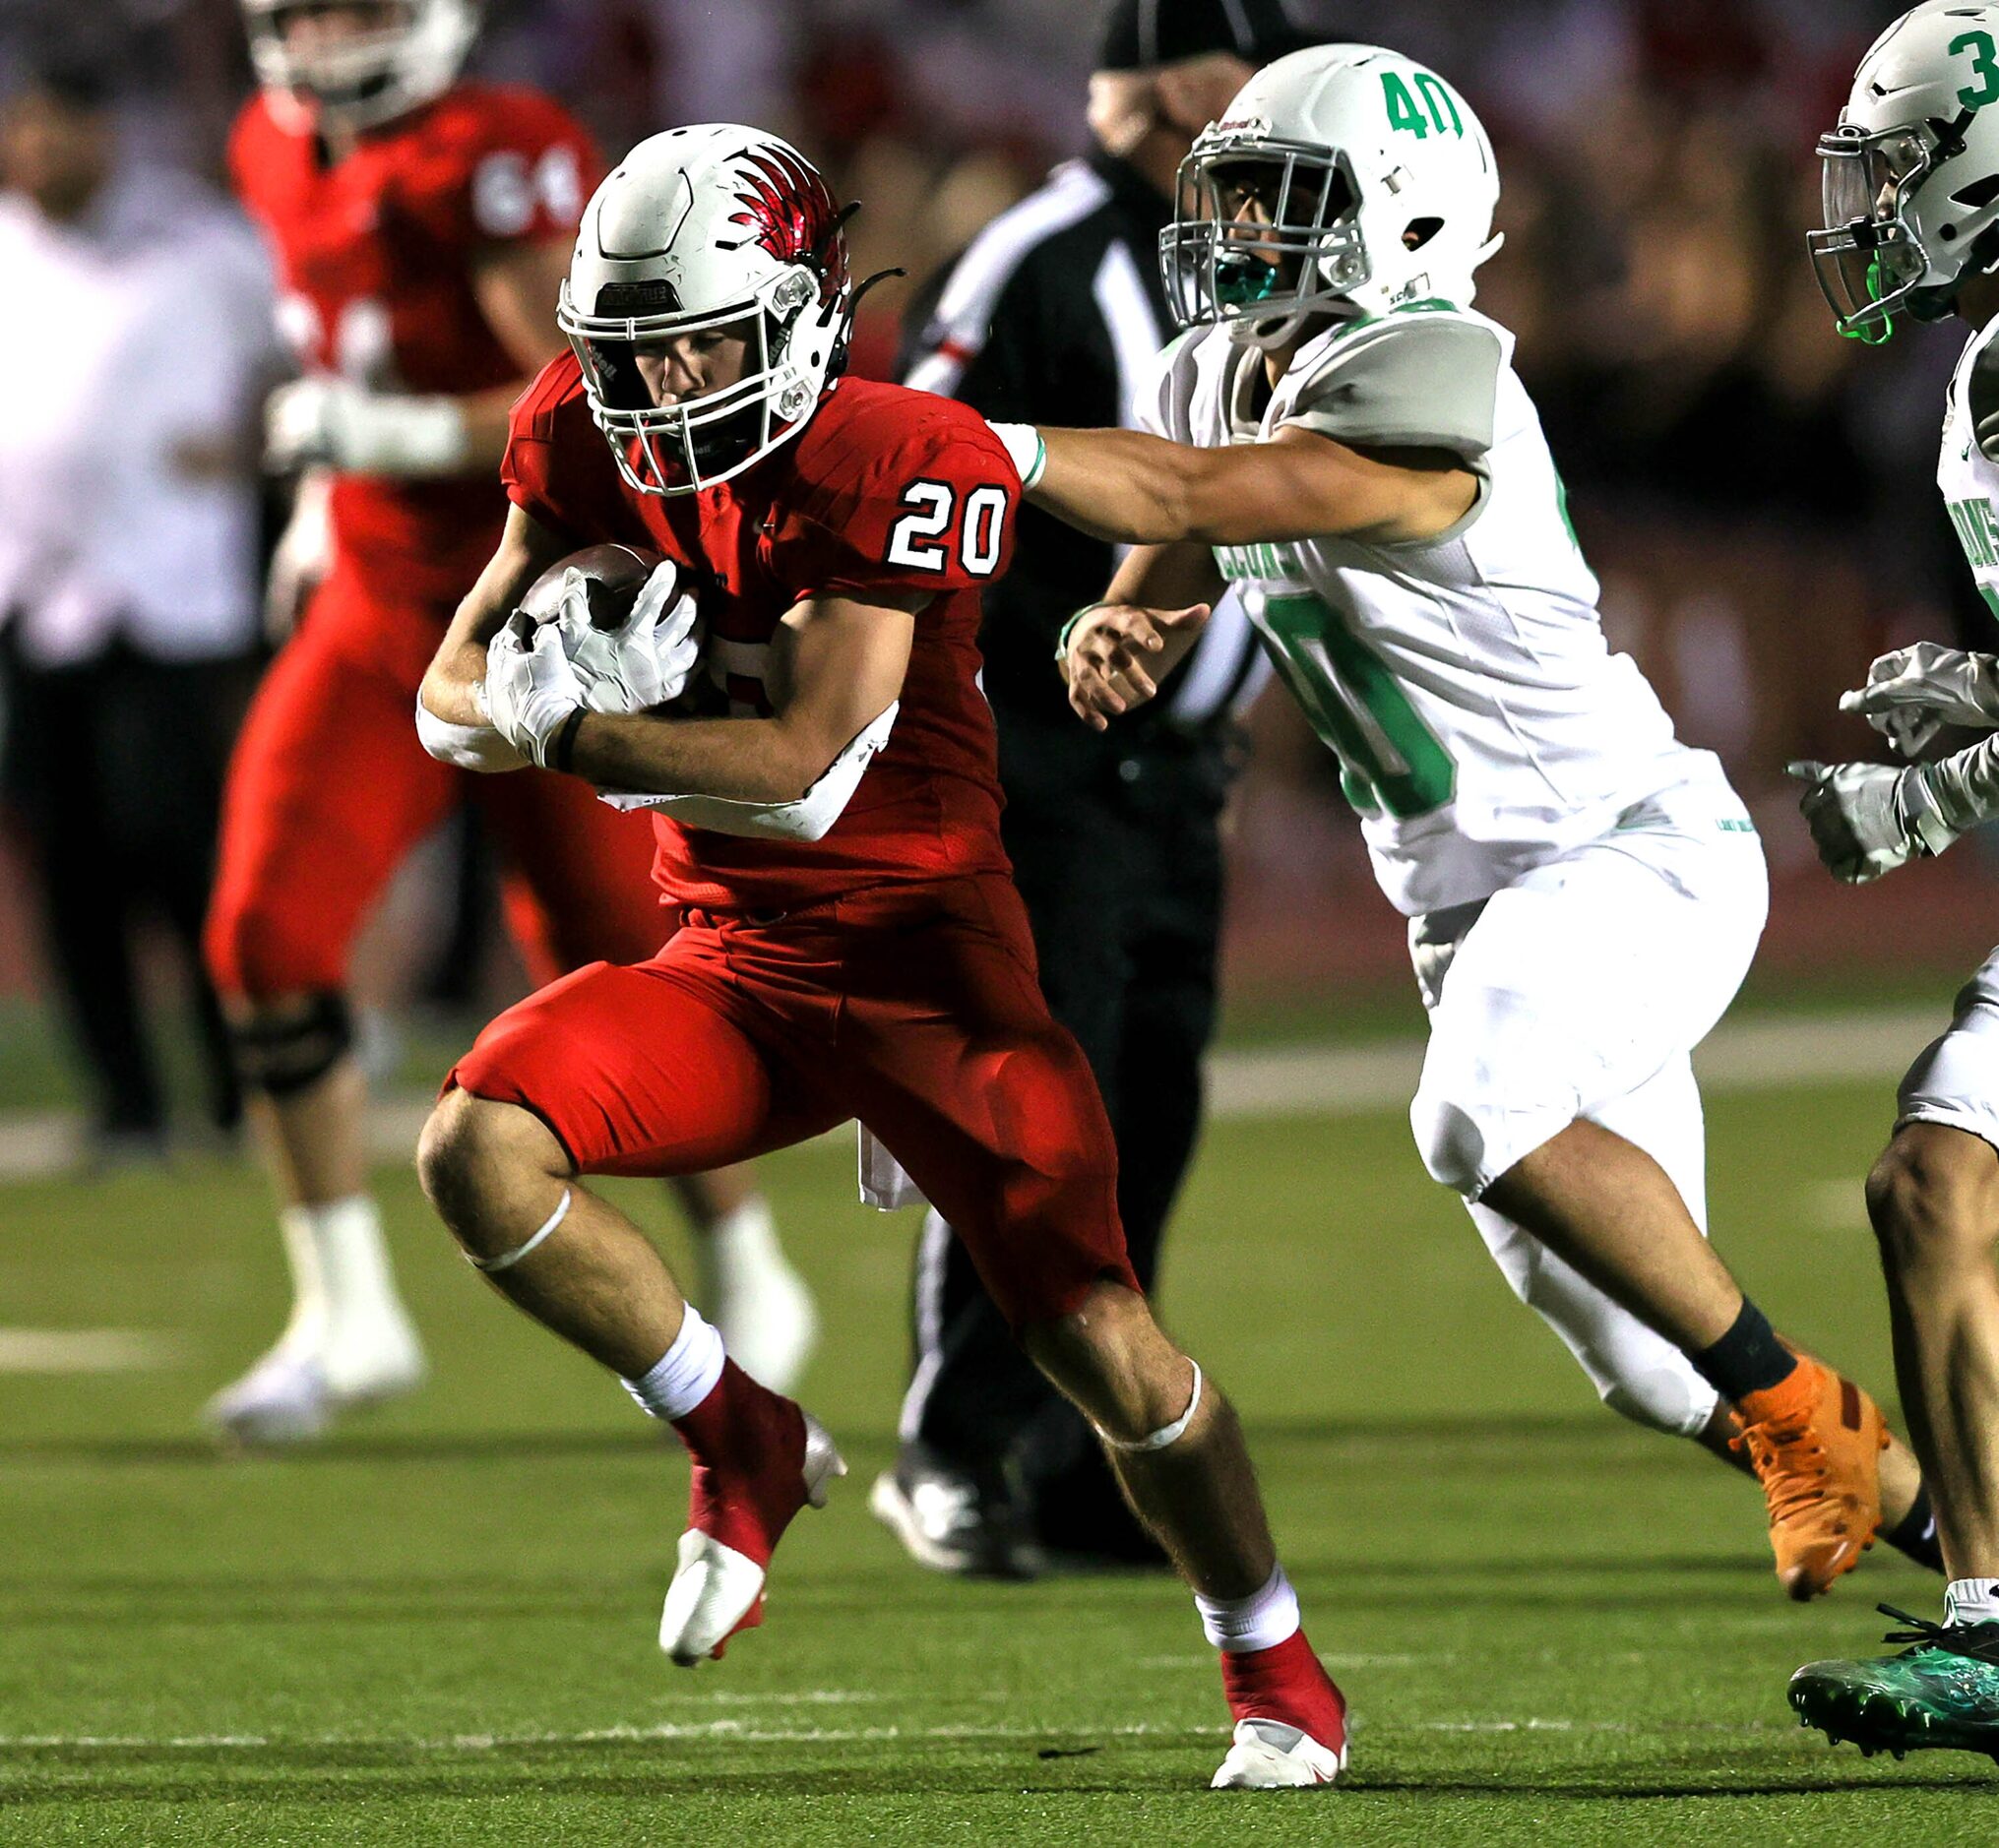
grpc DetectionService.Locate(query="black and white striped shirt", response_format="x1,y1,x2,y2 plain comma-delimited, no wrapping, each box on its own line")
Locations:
897,148,1266,742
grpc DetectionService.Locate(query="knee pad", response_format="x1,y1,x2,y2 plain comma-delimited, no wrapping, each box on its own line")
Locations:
1411,1019,1582,1200
228,991,354,1097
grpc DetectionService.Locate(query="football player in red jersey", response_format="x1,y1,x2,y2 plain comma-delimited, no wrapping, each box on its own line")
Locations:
411,125,1349,1792
203,0,816,1447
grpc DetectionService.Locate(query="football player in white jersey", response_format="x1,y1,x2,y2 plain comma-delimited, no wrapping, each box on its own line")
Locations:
983,42,1942,1601
1787,0,1999,1761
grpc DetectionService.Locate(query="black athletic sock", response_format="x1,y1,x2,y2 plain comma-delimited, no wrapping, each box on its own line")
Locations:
1689,1299,1798,1404
1887,1487,1946,1574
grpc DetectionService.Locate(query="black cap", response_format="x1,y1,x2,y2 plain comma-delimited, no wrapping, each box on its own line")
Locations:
1095,0,1311,74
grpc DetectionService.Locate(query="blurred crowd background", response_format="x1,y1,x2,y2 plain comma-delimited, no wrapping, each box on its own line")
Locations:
0,0,1990,1140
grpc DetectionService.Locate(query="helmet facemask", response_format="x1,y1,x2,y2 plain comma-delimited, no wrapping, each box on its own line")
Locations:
561,267,844,497
242,0,476,133
1162,137,1367,349
1810,116,1971,341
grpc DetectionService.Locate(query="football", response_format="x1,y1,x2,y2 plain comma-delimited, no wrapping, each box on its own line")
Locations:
519,542,723,716
519,541,658,629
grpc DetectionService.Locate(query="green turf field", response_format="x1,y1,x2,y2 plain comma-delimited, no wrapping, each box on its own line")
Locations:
6,1071,1999,1843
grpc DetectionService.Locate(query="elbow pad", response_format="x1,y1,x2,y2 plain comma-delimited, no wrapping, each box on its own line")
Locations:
414,694,521,772
595,703,898,840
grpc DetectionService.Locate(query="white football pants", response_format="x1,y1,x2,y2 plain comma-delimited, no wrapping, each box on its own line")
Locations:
1407,767,1769,1437
1899,944,1999,1150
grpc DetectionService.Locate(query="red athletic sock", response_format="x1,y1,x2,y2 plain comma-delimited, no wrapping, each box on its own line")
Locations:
670,1358,807,1565
1220,1630,1347,1749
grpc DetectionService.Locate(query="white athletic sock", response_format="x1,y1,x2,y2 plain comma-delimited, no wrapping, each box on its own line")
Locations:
623,1304,726,1423
1195,1564,1301,1655
1946,1578,1999,1628
280,1195,404,1349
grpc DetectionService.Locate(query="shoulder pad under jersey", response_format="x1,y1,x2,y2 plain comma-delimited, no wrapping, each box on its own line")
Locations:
1281,304,1506,461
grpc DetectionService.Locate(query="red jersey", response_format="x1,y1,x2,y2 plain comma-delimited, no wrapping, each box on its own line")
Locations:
503,357,1022,909
231,84,598,608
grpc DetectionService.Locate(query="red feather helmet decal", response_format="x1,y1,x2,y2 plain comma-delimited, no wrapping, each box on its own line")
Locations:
726,146,849,306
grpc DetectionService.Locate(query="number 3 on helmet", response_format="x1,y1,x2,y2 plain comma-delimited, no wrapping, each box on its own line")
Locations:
558,125,858,497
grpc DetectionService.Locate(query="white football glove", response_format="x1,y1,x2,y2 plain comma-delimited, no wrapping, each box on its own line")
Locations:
1786,759,1950,883
480,614,587,769
559,560,704,713
1837,642,1999,758
265,377,469,477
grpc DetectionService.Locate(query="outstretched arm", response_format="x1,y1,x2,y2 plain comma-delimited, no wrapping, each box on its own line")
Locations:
1012,422,1479,548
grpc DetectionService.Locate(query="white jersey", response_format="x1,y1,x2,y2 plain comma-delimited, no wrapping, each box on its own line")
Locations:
1939,315,1999,614
1144,302,1712,914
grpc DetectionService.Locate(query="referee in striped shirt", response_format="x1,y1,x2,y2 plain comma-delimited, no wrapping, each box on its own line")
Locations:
872,0,1302,1578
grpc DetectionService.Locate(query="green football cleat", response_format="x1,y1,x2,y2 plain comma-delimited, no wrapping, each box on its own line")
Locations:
1790,1604,1999,1761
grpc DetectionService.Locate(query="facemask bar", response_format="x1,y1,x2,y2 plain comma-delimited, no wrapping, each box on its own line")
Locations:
1160,138,1365,338
559,270,829,497
1808,120,1956,341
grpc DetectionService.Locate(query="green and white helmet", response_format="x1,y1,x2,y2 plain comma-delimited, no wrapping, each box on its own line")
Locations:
1160,43,1502,348
1811,2,1999,340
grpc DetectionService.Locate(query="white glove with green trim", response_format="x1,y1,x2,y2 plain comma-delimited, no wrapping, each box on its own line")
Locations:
1787,757,1967,883
1838,642,1999,758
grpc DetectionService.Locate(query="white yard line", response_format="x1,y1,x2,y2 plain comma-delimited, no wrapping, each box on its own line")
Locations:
0,1715,1787,1753
0,1329,186,1374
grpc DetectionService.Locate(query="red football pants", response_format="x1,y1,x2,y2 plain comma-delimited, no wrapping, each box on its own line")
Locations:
204,572,666,1001
448,874,1138,1330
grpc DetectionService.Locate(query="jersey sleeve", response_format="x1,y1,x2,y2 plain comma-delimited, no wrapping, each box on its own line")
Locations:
500,353,593,540
1282,314,1503,462
782,399,1020,601
1135,327,1204,442
449,89,600,251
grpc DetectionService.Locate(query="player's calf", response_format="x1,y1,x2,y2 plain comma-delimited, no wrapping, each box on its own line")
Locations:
1022,1283,1347,1787
419,1085,843,1666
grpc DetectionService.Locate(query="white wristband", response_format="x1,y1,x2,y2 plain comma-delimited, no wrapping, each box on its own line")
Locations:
988,421,1047,490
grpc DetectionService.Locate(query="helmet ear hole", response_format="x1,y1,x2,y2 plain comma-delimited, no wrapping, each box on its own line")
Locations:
1403,216,1444,253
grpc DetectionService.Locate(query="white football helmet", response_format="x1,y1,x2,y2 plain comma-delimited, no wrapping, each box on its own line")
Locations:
1162,43,1502,348
243,0,477,133
1811,2,1999,341
557,126,854,497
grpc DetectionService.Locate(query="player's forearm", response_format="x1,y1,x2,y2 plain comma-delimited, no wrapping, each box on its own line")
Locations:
569,711,834,804
420,642,491,727
1103,537,1227,615
1028,427,1217,545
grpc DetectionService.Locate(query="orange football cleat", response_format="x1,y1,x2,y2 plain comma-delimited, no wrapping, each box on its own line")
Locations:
1732,1353,1889,1601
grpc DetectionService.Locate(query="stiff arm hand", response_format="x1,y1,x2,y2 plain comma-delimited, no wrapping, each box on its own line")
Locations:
1062,602,1213,730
